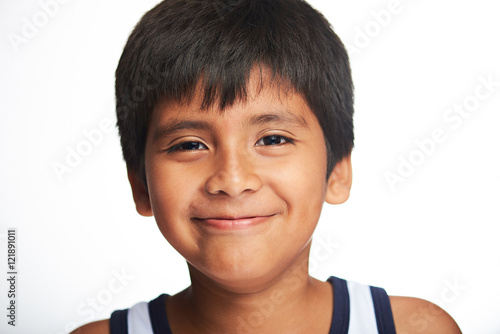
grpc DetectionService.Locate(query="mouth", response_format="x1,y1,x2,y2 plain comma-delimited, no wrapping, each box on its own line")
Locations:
192,214,276,231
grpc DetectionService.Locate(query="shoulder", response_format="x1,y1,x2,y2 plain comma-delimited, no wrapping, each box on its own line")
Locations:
69,319,110,334
389,296,461,334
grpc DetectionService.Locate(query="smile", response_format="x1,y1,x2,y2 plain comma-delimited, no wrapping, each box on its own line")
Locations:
192,215,276,231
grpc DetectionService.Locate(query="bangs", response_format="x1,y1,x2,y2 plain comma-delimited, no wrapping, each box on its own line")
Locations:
118,0,316,113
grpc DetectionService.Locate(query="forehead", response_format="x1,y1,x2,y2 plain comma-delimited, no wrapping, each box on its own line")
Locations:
150,69,317,129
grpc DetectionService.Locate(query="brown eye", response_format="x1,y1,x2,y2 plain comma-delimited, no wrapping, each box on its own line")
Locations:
168,141,208,152
256,135,292,146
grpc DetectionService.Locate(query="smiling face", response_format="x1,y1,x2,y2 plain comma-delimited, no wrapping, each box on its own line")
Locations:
129,72,352,293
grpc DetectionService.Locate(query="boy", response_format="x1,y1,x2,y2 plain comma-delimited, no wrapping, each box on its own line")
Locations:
73,0,461,333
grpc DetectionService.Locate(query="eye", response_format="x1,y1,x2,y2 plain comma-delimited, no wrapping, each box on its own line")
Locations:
167,141,208,153
255,135,294,146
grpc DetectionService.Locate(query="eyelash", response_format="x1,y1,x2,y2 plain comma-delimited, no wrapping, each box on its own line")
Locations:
166,135,294,153
167,141,208,153
255,135,294,146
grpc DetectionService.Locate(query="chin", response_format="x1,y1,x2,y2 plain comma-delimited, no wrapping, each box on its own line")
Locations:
190,252,284,294
209,270,279,294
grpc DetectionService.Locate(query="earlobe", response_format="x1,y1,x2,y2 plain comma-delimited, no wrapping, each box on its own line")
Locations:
325,155,353,205
127,169,153,217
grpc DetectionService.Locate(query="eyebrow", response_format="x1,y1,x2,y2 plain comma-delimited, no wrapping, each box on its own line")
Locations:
247,111,309,129
152,110,309,141
152,120,211,141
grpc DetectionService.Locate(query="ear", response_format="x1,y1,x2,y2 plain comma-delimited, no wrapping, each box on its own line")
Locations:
127,169,153,217
325,154,353,205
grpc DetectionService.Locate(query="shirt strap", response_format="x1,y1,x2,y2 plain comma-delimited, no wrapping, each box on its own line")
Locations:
370,286,397,334
109,309,128,334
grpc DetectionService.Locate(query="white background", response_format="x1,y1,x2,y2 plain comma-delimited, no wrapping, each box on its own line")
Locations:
0,0,499,333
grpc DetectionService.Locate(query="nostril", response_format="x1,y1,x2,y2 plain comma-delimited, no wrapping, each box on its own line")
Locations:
205,169,263,197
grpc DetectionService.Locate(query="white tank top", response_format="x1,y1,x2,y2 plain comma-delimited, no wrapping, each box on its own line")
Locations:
109,276,396,334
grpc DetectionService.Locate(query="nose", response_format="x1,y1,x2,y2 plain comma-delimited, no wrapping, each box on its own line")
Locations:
205,149,263,197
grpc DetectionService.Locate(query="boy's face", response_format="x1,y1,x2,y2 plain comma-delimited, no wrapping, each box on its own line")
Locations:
131,71,352,292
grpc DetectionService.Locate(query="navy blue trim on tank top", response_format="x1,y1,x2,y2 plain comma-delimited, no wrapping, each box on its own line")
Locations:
148,293,173,334
370,286,397,334
109,309,129,334
109,277,395,334
327,276,349,334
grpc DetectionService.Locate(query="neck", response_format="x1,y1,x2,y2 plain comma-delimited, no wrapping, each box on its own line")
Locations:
167,245,333,334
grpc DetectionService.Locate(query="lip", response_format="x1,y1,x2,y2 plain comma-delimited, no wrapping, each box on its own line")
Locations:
192,215,276,231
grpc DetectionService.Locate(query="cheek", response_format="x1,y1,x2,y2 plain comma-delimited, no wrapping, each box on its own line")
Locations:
148,158,199,207
146,162,200,244
267,148,327,221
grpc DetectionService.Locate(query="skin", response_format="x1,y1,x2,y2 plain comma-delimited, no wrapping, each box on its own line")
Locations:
71,71,461,334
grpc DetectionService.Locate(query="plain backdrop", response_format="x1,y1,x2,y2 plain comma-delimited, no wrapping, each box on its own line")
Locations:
0,0,499,333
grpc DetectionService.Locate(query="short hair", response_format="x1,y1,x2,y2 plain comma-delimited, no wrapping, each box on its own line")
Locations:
116,0,354,183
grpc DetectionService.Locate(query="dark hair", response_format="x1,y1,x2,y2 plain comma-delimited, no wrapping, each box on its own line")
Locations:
116,0,354,183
